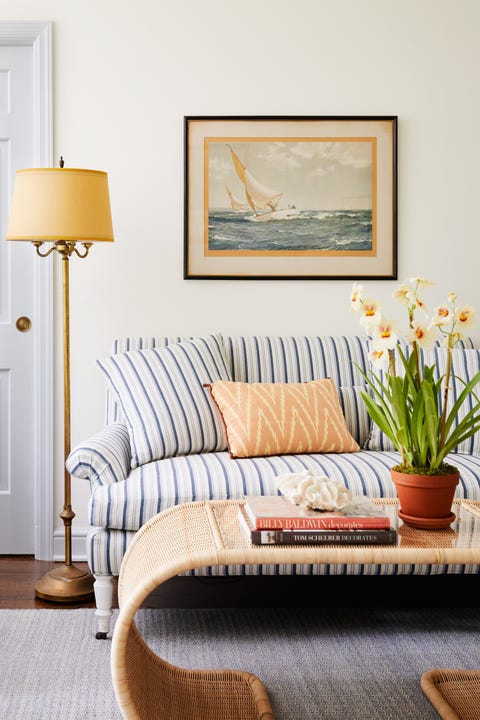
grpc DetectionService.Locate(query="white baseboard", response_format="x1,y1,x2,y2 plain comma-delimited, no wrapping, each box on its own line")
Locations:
53,527,88,562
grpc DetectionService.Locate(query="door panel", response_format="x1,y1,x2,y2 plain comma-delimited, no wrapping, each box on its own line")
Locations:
0,44,35,552
0,23,53,559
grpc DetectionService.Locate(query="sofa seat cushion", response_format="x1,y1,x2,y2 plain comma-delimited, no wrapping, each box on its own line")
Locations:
86,525,480,577
88,449,480,532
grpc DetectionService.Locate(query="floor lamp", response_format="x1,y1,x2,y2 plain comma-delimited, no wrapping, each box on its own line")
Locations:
6,159,114,602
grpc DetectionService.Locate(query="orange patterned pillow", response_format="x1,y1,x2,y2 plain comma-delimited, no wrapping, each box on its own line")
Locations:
206,379,360,459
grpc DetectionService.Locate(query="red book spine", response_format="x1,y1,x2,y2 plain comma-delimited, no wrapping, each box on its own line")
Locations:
252,516,390,530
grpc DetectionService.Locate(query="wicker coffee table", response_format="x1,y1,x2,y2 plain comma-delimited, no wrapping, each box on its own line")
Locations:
111,498,480,720
421,668,480,719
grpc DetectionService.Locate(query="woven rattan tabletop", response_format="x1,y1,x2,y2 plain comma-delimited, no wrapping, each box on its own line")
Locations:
116,499,480,608
111,499,480,719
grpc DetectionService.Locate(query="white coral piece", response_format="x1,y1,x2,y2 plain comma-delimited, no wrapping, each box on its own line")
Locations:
276,471,352,511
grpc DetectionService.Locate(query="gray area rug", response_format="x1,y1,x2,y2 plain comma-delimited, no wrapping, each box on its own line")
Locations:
1,606,479,719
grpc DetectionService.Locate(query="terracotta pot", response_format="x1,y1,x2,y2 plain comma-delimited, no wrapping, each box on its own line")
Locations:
391,467,460,529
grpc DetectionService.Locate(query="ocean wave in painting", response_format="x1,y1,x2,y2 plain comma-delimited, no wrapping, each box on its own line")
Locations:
208,209,372,252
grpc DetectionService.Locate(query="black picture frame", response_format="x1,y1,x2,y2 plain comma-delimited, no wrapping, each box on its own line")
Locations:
184,115,397,280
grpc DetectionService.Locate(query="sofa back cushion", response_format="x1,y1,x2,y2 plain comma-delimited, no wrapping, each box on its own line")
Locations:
224,335,371,447
105,336,193,425
223,335,369,385
98,334,231,468
105,334,372,448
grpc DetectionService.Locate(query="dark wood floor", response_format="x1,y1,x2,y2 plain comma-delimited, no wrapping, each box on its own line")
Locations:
1,555,480,610
0,556,101,609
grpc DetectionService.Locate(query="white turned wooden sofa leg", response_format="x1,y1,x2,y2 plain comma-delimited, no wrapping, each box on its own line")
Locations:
93,574,114,639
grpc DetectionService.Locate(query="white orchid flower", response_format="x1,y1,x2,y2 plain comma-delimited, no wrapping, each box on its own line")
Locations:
359,298,382,329
408,277,434,288
431,305,453,327
405,290,428,314
372,318,398,350
455,306,475,329
405,322,436,349
349,282,364,312
368,345,390,371
392,284,410,305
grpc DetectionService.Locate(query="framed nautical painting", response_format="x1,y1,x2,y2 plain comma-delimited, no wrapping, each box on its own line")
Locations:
184,116,397,280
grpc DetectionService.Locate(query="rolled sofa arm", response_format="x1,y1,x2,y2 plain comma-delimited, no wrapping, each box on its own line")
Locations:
66,423,131,489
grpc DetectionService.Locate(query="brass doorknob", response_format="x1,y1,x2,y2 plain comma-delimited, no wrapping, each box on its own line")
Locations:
16,316,32,332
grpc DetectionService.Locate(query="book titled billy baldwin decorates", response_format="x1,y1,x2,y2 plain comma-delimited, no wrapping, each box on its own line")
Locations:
243,494,391,530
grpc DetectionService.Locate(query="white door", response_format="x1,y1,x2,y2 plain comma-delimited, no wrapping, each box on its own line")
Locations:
0,24,52,556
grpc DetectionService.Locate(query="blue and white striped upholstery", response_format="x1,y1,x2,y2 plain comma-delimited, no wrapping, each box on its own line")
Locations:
67,334,480,580
87,527,480,577
97,334,231,468
440,348,480,455
337,385,371,449
67,423,131,488
86,448,480,533
105,335,372,447
105,336,194,425
224,335,369,385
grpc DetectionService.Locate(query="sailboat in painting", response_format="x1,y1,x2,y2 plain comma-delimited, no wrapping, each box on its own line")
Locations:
227,145,299,222
224,184,249,212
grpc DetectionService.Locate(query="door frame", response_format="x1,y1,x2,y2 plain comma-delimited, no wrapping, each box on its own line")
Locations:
0,22,53,559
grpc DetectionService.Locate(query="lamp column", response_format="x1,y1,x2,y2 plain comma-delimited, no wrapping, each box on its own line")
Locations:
34,240,95,602
61,246,73,566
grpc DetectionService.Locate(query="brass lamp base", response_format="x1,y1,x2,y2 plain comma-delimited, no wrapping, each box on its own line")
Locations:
35,563,95,603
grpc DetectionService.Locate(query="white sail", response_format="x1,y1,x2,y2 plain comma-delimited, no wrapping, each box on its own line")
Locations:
244,169,282,212
225,184,249,211
228,145,283,213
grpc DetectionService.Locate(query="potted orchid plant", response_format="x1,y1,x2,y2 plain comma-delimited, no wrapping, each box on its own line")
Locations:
350,277,480,527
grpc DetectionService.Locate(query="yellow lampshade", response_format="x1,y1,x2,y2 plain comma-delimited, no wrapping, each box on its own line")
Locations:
6,167,114,242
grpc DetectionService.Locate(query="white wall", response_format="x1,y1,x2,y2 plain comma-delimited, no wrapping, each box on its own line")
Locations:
3,0,480,531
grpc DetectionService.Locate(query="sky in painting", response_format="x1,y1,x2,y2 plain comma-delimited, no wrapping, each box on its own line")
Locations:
208,139,373,211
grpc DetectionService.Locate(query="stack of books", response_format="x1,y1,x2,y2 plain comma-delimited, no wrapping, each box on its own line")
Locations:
238,495,397,546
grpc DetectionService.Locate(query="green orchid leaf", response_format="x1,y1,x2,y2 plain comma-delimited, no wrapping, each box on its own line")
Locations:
411,392,429,465
421,380,440,465
443,370,480,437
360,390,397,438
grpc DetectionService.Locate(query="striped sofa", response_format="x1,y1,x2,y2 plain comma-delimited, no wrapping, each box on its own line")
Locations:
67,334,480,636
